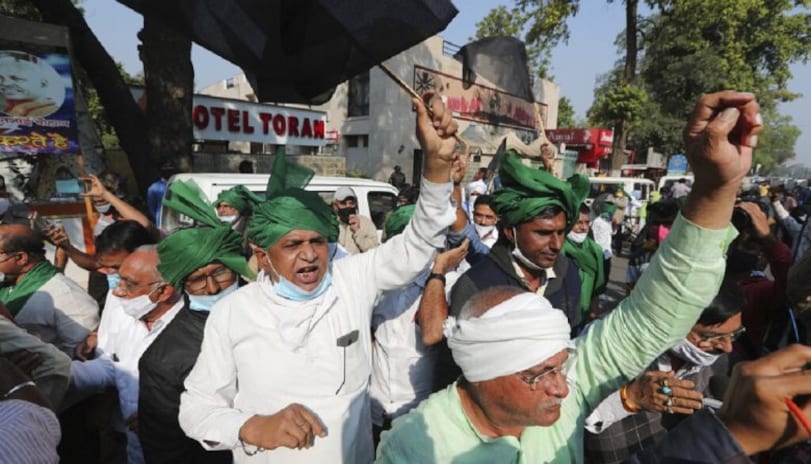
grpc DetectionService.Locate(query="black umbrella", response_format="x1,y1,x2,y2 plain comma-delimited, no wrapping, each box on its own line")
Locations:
118,0,458,105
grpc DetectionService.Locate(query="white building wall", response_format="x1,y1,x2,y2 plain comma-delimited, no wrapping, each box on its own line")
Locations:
198,36,560,183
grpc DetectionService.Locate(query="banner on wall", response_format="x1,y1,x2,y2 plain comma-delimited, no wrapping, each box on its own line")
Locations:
0,43,79,155
413,65,543,131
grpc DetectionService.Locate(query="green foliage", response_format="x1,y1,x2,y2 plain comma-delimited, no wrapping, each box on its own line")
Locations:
82,63,144,149
642,0,811,113
556,96,576,128
345,167,370,178
753,108,801,173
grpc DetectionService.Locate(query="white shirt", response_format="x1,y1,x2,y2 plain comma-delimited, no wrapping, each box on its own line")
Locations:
591,216,613,259
178,179,454,464
15,272,99,357
369,268,459,425
70,295,183,464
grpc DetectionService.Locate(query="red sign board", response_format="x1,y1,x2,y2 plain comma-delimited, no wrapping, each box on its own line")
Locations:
546,128,613,165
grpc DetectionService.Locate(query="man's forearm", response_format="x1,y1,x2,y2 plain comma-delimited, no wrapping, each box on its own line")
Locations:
681,184,739,231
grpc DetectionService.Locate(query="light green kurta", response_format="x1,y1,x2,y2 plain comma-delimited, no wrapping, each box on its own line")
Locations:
377,213,737,464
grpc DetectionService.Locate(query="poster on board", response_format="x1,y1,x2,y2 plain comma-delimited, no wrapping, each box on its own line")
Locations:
0,45,79,155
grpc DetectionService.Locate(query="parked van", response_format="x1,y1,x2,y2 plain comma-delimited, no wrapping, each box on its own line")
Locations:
657,174,694,192
158,173,399,239
586,176,656,208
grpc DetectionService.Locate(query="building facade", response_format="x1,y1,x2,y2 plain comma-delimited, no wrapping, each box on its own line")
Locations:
200,36,560,183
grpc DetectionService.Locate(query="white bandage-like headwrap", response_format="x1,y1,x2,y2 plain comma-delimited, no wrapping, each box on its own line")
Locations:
443,292,574,382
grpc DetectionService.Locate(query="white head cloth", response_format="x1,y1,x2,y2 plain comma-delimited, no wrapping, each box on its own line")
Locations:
443,292,574,382
466,179,487,197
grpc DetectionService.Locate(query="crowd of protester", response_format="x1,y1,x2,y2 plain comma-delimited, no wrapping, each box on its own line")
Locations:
0,91,809,464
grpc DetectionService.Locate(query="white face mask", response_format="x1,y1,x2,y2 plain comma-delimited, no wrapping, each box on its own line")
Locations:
474,223,495,239
94,202,111,214
108,291,159,320
567,230,588,244
218,215,238,224
669,338,721,367
511,227,544,272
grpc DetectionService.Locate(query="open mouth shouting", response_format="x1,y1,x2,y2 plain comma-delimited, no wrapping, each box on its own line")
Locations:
296,264,321,286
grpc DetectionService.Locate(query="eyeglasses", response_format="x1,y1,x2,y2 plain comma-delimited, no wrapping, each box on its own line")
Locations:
116,279,163,296
517,349,577,389
183,267,236,292
695,326,747,345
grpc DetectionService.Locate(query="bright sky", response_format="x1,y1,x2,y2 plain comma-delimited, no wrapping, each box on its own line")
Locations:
83,0,810,166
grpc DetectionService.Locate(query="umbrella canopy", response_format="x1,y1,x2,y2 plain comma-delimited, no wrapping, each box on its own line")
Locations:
118,0,458,105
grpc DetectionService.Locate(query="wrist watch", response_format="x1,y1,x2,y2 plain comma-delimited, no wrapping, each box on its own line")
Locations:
427,272,446,284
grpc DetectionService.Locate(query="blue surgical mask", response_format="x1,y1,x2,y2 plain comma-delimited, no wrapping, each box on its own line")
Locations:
275,271,332,302
106,273,121,291
188,281,239,312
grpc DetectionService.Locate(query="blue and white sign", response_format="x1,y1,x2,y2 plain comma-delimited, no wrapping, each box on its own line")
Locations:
667,153,689,174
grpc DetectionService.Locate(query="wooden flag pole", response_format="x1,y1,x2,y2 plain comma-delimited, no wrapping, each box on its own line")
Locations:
378,63,464,144
76,154,97,227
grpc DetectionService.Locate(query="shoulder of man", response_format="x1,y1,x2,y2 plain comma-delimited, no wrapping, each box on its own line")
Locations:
378,390,455,462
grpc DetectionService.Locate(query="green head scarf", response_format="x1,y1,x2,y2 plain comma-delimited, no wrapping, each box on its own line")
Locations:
157,225,254,289
162,179,221,227
491,151,589,227
385,205,415,238
246,147,338,248
214,185,262,215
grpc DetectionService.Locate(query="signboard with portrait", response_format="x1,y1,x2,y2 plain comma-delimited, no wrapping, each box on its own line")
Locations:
0,43,79,155
413,65,543,131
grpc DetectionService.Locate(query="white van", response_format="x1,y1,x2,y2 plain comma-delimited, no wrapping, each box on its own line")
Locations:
658,174,694,192
586,176,656,208
158,173,399,238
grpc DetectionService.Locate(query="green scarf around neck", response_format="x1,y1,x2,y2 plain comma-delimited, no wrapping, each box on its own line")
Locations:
0,260,58,316
563,237,606,317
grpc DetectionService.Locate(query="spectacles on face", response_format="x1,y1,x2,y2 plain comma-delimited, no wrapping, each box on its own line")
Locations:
694,326,746,345
184,267,236,292
116,279,163,296
0,251,19,264
517,350,577,389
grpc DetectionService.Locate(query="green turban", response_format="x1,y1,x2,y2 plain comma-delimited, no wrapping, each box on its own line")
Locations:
162,179,221,227
214,185,262,215
491,151,589,227
157,225,254,289
600,202,618,217
385,205,415,238
246,147,338,248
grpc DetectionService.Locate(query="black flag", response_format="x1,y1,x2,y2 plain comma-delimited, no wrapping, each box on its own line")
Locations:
454,36,535,103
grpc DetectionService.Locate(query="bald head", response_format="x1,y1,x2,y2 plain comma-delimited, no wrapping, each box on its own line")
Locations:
459,286,526,320
119,246,162,283
0,224,45,258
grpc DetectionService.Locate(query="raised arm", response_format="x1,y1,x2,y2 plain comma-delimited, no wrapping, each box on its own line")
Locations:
574,91,763,409
83,174,158,238
340,95,457,302
417,239,469,346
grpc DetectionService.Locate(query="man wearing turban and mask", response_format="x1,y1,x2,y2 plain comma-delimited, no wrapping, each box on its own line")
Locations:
138,186,254,464
378,91,763,462
178,95,459,463
448,151,587,331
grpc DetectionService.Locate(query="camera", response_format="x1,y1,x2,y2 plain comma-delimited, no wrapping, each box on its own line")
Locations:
731,207,751,231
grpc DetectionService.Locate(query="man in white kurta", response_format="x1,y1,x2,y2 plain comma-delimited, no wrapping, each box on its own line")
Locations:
179,97,459,463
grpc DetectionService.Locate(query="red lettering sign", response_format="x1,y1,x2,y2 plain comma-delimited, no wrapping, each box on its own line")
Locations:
301,118,312,138
287,116,299,137
210,107,225,131
242,111,255,134
314,120,325,139
259,112,272,134
272,114,286,136
192,105,209,129
227,109,240,132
